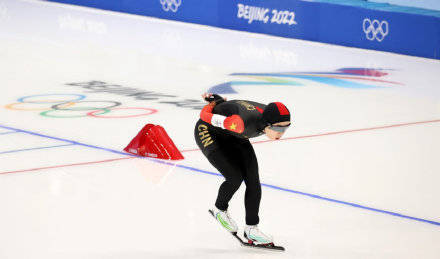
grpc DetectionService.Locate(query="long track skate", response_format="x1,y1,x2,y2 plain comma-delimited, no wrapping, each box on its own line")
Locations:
208,209,285,251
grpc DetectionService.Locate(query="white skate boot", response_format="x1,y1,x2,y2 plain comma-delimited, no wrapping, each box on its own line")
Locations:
211,208,238,233
244,225,274,245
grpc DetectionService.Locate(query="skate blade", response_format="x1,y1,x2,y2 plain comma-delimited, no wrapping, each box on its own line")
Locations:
234,233,285,251
240,241,285,251
240,238,285,251
209,210,285,251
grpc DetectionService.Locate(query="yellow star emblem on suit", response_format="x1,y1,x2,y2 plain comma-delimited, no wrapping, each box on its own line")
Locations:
230,123,237,130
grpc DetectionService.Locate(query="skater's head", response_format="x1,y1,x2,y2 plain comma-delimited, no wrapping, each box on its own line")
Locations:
262,102,291,140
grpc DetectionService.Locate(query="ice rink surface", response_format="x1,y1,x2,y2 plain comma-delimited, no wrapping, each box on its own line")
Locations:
0,0,440,258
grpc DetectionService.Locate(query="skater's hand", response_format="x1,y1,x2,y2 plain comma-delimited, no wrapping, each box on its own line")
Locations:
202,93,212,101
202,93,227,105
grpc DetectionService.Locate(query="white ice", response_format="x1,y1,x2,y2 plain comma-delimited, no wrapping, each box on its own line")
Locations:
0,0,439,258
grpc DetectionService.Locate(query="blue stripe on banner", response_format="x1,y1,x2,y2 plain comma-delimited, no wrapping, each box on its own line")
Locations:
0,144,76,155
0,124,439,227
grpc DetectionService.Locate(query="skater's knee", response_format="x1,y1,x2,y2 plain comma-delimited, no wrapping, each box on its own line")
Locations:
230,179,243,190
245,183,261,195
244,178,261,189
225,175,243,189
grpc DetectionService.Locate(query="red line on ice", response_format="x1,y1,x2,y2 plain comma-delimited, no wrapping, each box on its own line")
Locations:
1,119,438,175
181,119,440,152
0,157,135,175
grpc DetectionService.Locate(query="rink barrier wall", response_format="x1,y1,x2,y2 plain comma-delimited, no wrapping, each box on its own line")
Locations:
43,0,440,59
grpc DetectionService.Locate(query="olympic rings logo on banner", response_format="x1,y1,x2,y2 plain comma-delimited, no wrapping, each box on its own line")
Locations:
5,94,158,119
160,0,181,12
363,18,389,42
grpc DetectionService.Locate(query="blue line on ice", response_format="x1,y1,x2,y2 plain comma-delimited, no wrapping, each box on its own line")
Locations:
0,131,19,135
0,143,75,155
0,124,438,227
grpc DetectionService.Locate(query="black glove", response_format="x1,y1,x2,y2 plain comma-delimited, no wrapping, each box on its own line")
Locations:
204,94,225,105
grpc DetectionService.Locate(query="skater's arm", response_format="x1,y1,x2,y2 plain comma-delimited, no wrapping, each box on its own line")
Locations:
200,102,217,125
200,94,244,134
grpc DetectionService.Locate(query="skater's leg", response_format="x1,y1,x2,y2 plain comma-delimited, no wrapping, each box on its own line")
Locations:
238,141,261,225
206,149,243,211
236,142,273,245
194,120,244,211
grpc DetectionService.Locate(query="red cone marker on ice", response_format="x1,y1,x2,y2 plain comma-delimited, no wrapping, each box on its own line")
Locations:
124,124,184,160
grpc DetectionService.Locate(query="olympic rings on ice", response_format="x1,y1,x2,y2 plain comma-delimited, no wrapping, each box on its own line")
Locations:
51,100,121,111
5,93,158,119
40,108,111,118
4,102,74,111
87,107,158,118
17,94,86,103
